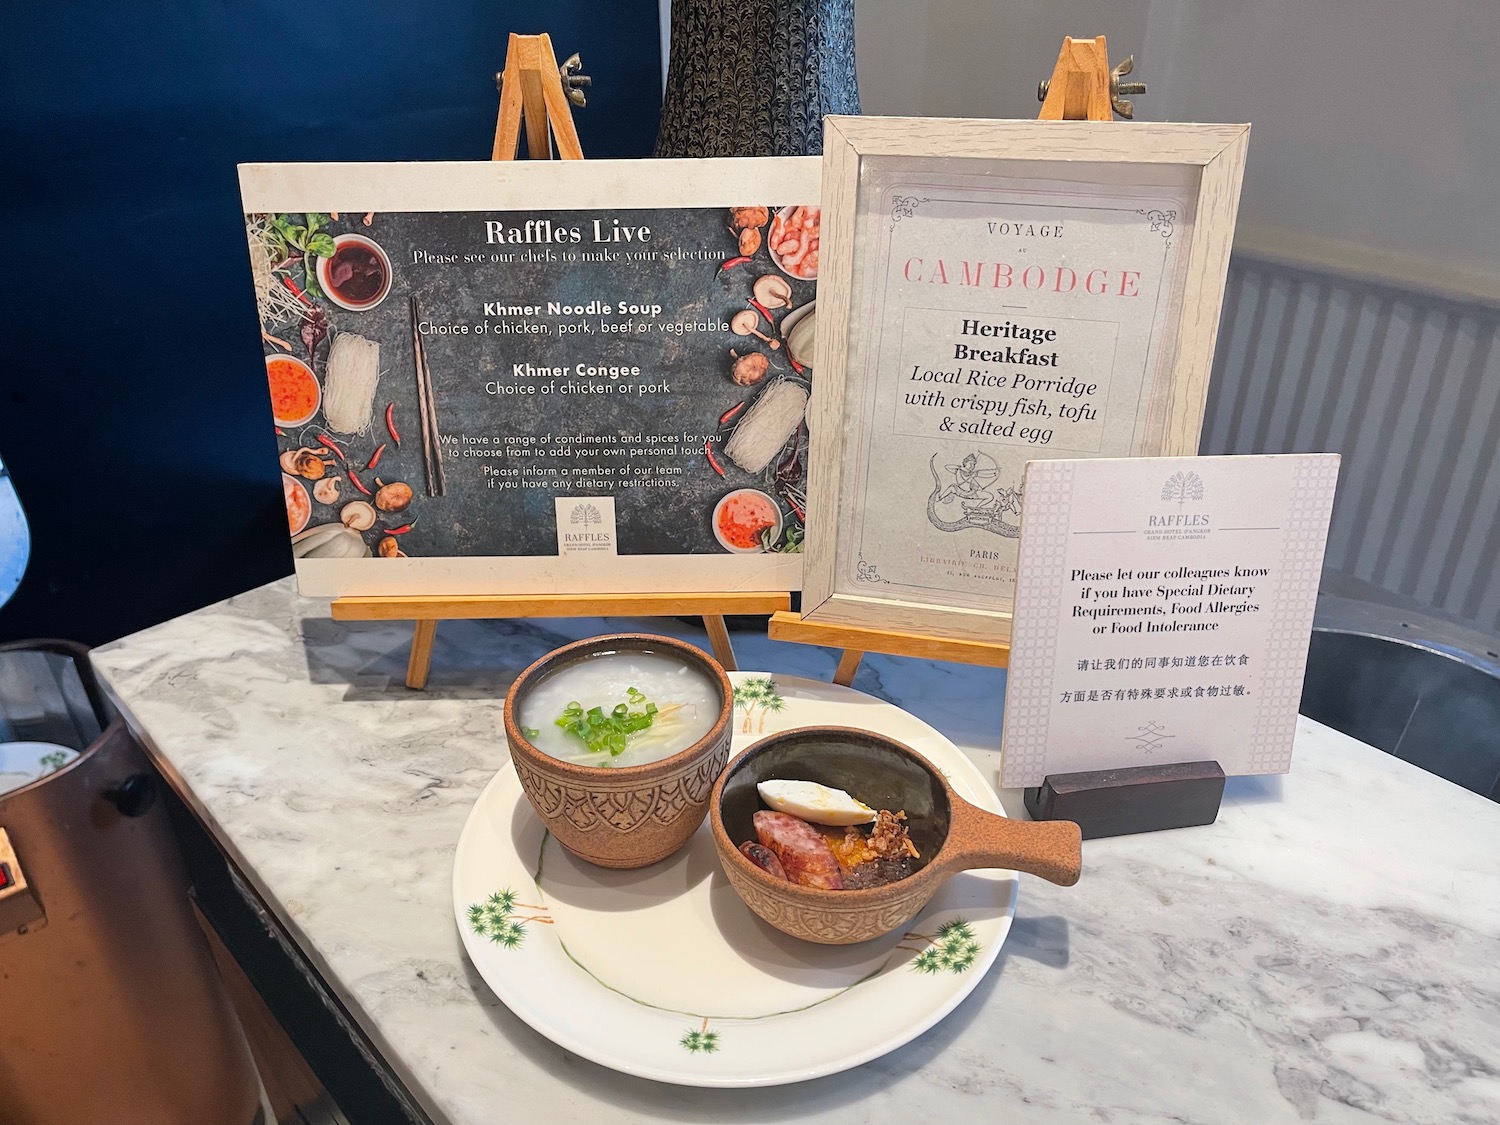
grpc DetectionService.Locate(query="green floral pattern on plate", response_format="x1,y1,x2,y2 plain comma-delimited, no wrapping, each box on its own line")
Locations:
903,919,983,975
466,888,550,950
467,881,985,1057
680,1020,721,1054
733,676,786,734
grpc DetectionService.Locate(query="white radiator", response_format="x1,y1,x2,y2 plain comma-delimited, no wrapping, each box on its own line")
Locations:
1200,257,1500,633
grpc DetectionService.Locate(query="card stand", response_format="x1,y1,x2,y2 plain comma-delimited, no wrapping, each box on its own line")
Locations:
1023,761,1225,840
333,593,791,690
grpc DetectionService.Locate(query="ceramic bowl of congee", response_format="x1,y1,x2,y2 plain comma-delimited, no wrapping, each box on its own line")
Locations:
503,634,734,869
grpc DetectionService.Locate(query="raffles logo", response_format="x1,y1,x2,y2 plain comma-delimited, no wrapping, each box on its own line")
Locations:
555,498,617,555
570,503,603,531
1160,471,1205,507
1146,472,1210,539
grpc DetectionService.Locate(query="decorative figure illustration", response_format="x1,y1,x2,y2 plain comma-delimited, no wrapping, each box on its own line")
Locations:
927,452,1022,537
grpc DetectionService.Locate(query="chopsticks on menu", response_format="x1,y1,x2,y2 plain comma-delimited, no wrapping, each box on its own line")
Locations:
408,296,447,497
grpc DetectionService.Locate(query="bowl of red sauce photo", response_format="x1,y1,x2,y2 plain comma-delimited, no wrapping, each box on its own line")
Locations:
316,233,392,311
713,488,782,553
266,353,321,428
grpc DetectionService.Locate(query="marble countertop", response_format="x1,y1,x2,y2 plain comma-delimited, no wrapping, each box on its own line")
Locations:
92,578,1500,1125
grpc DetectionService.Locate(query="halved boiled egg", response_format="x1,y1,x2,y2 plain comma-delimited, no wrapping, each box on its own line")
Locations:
756,780,877,826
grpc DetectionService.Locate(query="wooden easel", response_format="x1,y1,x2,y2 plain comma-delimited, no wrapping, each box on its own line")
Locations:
490,32,585,161
331,33,789,689
769,36,1139,687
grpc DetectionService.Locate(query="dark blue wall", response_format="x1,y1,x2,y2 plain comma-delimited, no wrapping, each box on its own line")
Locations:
0,2,662,644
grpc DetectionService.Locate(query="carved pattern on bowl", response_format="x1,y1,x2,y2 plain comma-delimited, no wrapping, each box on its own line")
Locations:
513,742,731,837
721,861,930,944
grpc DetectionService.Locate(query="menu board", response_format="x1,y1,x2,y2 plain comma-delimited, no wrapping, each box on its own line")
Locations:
240,159,820,596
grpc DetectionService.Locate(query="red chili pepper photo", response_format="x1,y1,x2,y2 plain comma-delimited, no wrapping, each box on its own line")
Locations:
716,255,752,275
385,402,401,446
316,434,346,462
382,523,414,535
348,469,372,496
281,276,314,307
366,443,387,470
718,400,747,426
704,439,725,477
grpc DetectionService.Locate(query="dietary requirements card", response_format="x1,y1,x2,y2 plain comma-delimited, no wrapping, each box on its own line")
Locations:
1000,453,1339,786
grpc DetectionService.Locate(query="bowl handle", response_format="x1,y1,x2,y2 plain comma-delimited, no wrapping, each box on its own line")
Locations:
942,796,1082,886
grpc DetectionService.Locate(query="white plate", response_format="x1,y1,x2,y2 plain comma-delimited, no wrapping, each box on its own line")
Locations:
452,672,1017,1087
0,741,78,797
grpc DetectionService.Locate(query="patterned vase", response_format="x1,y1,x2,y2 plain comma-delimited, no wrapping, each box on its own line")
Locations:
654,0,861,157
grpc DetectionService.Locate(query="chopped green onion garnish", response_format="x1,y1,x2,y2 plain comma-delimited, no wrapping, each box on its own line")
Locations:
555,690,663,756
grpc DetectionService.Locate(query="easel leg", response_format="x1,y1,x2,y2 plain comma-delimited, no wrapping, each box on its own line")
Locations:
517,37,552,158
491,34,525,159
833,649,863,687
702,615,737,671
406,620,438,690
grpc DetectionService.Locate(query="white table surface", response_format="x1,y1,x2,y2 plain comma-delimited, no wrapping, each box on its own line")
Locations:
91,578,1500,1125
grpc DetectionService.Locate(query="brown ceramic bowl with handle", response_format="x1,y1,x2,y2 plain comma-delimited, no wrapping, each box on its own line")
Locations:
710,726,1082,944
503,634,733,870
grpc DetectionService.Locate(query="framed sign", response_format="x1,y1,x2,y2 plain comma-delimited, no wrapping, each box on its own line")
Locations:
240,158,819,597
801,118,1249,642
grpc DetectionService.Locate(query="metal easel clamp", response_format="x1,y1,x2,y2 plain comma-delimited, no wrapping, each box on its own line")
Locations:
495,51,591,108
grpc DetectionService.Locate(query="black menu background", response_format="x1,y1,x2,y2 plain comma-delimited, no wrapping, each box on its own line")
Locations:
263,206,813,556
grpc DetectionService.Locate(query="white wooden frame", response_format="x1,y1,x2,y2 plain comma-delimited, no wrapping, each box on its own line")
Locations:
802,116,1250,643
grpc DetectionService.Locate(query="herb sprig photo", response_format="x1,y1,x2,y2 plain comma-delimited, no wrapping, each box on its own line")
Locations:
268,213,336,297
